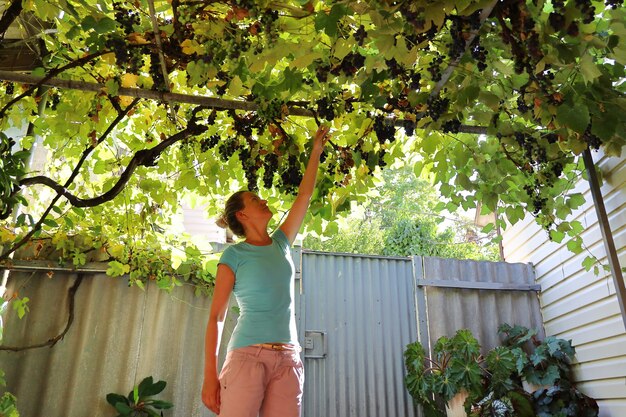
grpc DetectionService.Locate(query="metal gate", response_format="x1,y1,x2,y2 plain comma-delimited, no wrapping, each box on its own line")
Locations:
296,251,543,417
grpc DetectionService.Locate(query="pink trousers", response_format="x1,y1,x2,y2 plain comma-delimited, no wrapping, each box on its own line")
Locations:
218,345,304,417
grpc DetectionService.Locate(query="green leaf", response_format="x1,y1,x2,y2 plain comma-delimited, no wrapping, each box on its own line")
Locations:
106,393,129,407
579,54,602,85
582,255,596,272
556,102,590,133
566,237,583,253
314,5,349,37
106,261,131,277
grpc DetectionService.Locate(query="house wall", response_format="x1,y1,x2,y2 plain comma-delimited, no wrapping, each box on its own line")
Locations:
501,150,626,417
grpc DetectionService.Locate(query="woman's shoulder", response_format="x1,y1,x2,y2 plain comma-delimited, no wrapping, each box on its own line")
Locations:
271,229,290,249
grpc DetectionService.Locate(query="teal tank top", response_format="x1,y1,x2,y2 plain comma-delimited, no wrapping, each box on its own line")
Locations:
218,229,298,351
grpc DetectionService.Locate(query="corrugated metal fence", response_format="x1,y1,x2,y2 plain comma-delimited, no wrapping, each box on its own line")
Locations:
0,253,543,417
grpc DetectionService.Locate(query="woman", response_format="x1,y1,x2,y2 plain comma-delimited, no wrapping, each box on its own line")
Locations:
202,125,331,417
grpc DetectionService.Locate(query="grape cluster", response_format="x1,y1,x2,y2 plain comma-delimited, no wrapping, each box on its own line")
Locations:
426,95,450,121
548,12,566,31
353,24,367,46
46,90,61,110
605,0,623,9
470,37,488,71
515,132,547,165
403,119,416,137
315,63,331,83
224,22,252,59
218,137,240,161
260,9,280,46
279,155,303,195
373,115,396,144
200,134,220,153
575,0,596,24
441,119,461,134
523,183,549,215
239,147,260,192
335,52,365,77
496,1,544,78
316,97,335,121
408,72,421,90
583,125,602,150
447,16,467,60
4,82,14,95
113,2,140,35
385,58,405,78
516,94,531,113
149,53,167,91
262,153,278,188
427,53,445,82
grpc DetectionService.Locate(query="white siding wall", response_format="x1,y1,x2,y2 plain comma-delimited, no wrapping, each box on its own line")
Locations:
502,150,626,417
182,204,226,243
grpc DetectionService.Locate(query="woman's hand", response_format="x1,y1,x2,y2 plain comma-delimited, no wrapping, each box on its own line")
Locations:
202,375,221,414
312,124,331,155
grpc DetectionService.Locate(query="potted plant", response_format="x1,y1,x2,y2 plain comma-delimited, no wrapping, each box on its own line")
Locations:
404,329,484,417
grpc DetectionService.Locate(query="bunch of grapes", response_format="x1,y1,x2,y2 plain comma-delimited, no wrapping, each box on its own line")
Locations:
262,153,278,189
427,53,445,82
403,119,416,137
316,97,335,121
279,155,303,195
574,0,596,24
516,94,531,113
441,119,461,134
408,72,421,90
523,183,549,216
353,24,367,46
470,37,488,71
385,58,405,78
426,95,450,121
218,137,240,161
583,125,602,150
373,115,396,144
315,63,331,83
149,53,166,91
4,81,14,95
605,0,623,9
447,16,467,60
112,2,140,35
239,146,260,192
200,134,220,153
339,52,366,77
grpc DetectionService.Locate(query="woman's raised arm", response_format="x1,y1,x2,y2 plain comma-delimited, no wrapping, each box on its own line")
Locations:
279,125,331,244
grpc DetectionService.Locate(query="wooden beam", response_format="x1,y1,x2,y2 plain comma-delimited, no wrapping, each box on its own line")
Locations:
582,149,626,330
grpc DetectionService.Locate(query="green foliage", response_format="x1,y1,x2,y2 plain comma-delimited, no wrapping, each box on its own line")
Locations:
0,392,20,417
304,165,498,260
0,133,28,220
533,380,599,417
499,323,575,386
10,298,29,320
1,0,624,280
106,376,173,417
405,324,599,417
404,329,484,415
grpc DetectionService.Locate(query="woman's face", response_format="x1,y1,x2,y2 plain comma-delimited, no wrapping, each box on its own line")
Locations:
239,192,272,224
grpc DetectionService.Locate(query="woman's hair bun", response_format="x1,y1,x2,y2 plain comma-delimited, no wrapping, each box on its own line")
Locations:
215,214,228,229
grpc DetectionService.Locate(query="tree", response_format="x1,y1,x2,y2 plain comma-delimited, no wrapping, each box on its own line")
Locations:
303,164,499,260
0,0,624,284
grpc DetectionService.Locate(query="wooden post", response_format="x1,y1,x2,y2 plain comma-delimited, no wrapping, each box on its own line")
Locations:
582,148,626,330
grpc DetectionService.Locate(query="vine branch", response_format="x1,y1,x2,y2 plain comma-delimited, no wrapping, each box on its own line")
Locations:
0,51,108,118
0,274,83,352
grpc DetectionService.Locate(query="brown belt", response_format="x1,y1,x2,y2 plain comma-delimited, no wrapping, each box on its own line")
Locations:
253,343,301,352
